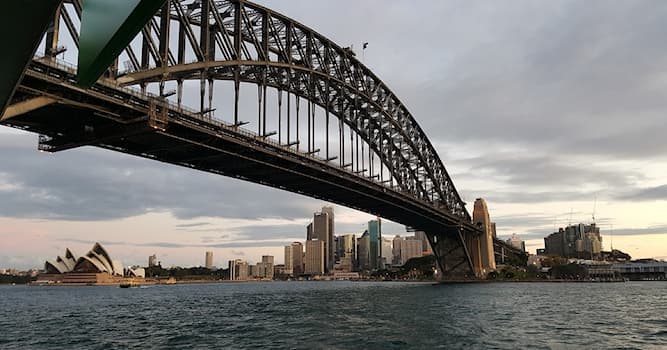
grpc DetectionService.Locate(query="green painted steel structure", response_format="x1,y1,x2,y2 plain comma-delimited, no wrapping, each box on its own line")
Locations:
0,0,61,116
77,0,166,86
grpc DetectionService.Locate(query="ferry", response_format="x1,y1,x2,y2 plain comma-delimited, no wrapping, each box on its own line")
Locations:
119,281,139,288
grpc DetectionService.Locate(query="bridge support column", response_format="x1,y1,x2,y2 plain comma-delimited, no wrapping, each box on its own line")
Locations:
426,229,477,280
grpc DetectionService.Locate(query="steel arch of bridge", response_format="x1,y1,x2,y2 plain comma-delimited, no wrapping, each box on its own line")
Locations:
8,0,484,277
83,0,469,221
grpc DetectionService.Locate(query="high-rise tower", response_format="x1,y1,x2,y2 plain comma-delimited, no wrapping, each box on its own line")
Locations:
321,206,335,272
368,219,382,270
306,206,335,273
205,251,214,269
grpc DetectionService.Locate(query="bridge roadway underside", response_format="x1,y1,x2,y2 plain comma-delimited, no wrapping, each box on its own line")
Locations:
3,62,481,277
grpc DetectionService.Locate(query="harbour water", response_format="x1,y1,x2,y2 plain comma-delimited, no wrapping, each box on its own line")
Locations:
0,281,665,349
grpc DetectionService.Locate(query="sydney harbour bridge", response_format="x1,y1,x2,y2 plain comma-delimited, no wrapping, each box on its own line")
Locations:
0,0,521,278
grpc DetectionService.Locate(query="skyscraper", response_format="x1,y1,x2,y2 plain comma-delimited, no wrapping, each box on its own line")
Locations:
292,242,303,275
148,254,157,267
399,238,423,265
307,207,335,273
392,235,402,265
305,240,325,275
381,237,392,268
357,230,371,271
340,234,357,264
544,223,602,258
507,233,526,252
367,219,381,270
321,206,335,271
255,255,274,279
284,242,304,276
284,245,294,275
205,251,213,269
334,236,341,263
306,222,313,241
414,231,432,254
336,234,357,272
228,259,249,280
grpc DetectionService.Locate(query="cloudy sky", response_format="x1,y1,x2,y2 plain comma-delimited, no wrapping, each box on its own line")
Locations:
2,0,667,269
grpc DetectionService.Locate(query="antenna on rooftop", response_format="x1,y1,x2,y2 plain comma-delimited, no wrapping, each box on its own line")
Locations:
568,208,573,226
553,215,557,233
592,193,598,224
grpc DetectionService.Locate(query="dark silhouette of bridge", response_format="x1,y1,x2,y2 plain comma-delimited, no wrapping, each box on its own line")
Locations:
0,0,502,278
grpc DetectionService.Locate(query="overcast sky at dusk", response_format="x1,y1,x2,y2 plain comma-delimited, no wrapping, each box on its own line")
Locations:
1,0,666,269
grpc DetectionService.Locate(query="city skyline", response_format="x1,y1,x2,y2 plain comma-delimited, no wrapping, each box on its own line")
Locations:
2,0,667,269
2,208,657,271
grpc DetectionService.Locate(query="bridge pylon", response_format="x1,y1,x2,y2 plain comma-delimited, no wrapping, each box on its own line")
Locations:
425,227,480,279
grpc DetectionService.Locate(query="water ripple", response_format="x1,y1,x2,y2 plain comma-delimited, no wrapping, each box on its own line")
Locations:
0,282,665,349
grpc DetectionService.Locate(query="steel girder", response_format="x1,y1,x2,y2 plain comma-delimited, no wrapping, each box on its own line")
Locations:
107,0,471,220
38,0,470,221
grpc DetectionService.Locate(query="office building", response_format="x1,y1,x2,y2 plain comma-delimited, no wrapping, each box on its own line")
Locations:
368,219,382,270
392,235,403,265
506,233,526,252
291,242,304,276
305,240,325,275
205,251,213,269
333,234,357,272
339,234,357,267
380,237,392,268
399,238,423,265
306,222,313,240
148,254,157,267
334,236,341,263
357,231,371,271
228,259,249,280
391,236,424,266
544,223,602,258
255,255,274,279
249,264,258,278
273,264,286,277
306,206,335,273
284,245,293,275
321,206,335,271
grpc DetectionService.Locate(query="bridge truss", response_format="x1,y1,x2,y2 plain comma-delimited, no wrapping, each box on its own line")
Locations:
2,0,482,278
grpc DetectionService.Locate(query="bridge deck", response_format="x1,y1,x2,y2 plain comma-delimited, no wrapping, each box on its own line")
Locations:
3,59,480,238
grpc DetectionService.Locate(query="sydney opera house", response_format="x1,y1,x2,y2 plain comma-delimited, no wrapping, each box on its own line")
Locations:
38,242,143,285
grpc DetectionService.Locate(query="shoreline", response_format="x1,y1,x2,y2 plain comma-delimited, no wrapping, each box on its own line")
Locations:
15,277,665,286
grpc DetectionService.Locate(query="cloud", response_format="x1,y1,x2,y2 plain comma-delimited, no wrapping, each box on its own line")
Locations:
58,237,302,249
0,133,317,221
200,235,230,243
608,225,667,236
342,1,667,164
174,222,213,228
459,153,642,188
616,185,667,201
231,250,245,256
452,149,646,205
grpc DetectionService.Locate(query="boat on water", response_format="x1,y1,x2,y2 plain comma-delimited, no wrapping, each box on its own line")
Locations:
119,281,139,288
